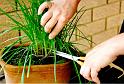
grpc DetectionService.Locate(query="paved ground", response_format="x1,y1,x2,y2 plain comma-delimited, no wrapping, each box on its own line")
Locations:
0,66,5,84
0,79,5,84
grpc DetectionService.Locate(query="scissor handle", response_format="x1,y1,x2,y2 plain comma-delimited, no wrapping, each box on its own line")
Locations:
76,61,84,66
79,57,85,61
76,57,85,66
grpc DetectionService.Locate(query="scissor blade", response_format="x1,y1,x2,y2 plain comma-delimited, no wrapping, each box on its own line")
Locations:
56,51,79,61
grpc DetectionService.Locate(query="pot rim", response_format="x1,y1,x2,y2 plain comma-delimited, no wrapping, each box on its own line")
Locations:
0,44,72,72
0,60,71,72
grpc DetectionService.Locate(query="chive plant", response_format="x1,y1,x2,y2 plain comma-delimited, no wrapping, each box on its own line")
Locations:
0,0,91,83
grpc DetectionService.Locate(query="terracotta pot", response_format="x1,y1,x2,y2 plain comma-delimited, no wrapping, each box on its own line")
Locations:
0,50,72,83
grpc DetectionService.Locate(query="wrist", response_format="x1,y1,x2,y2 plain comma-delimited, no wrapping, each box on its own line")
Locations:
116,34,124,56
72,0,81,4
76,0,81,3
109,33,124,56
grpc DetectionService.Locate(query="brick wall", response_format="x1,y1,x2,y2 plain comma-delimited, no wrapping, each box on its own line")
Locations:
0,0,18,49
75,0,124,52
0,0,28,49
0,0,124,53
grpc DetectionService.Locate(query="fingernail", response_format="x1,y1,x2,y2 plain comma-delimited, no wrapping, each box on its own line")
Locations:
38,10,42,15
49,35,53,39
40,21,44,26
38,10,40,15
45,29,50,33
44,26,48,32
38,12,39,15
45,29,48,33
38,12,41,15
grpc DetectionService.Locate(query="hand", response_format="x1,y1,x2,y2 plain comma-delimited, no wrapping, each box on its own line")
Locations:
80,33,124,84
38,0,80,39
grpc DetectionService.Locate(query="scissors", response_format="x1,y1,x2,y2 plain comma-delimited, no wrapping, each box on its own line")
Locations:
56,51,124,78
56,51,85,66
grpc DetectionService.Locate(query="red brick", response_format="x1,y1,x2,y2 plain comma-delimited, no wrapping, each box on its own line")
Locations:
0,0,15,14
0,12,24,49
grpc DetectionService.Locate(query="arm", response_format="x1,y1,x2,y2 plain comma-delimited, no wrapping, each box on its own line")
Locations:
80,33,124,84
38,0,80,39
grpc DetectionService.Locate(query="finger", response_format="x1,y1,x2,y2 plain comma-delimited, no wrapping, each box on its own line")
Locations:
91,68,100,84
44,11,60,33
40,11,52,26
38,2,52,15
49,16,67,39
80,65,92,81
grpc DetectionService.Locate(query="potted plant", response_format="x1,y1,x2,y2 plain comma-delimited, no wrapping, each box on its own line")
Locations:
0,0,87,83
